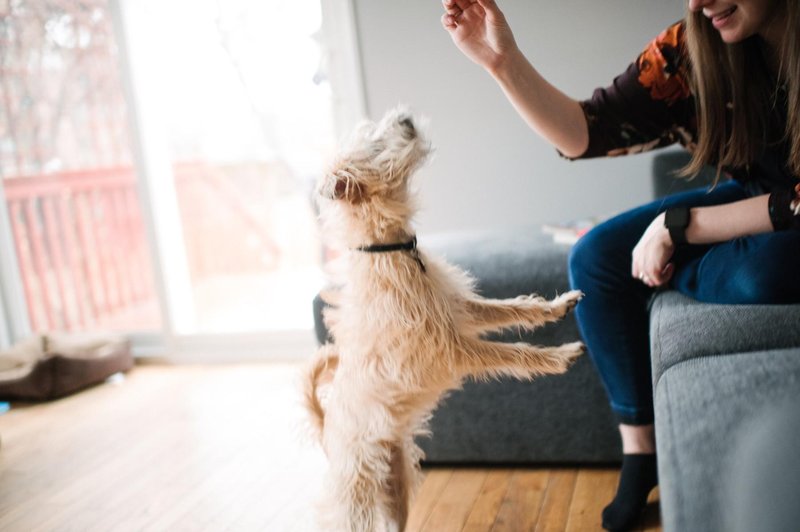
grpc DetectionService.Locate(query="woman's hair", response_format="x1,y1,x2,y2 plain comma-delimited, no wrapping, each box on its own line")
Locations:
683,0,800,179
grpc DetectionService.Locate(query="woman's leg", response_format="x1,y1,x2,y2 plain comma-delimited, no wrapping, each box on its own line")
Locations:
672,229,800,304
568,180,749,426
567,180,749,531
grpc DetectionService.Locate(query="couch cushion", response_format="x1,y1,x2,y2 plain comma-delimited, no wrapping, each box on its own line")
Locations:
420,356,620,463
650,291,800,385
422,228,573,299
654,347,800,532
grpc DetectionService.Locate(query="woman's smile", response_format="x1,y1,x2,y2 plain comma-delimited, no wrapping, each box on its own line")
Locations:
707,5,738,28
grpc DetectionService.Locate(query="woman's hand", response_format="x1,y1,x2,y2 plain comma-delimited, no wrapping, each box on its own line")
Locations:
441,0,518,74
631,212,676,288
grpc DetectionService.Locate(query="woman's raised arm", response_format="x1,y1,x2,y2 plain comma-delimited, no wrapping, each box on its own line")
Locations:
441,0,589,158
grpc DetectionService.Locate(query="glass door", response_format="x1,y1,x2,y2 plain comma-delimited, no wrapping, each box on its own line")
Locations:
0,0,163,335
119,0,333,337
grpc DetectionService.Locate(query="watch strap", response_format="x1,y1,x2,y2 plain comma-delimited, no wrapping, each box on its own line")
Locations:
664,207,690,245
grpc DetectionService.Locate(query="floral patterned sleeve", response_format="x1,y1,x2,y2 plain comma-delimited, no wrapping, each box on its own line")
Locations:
564,21,697,160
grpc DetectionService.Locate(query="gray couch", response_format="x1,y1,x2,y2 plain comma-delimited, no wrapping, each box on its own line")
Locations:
650,293,800,531
311,152,800,530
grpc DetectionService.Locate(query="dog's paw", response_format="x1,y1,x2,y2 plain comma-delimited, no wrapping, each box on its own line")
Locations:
557,341,586,366
538,341,585,375
548,290,584,318
565,341,585,358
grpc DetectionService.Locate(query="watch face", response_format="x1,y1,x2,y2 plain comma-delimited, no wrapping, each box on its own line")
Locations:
666,207,690,228
665,207,690,245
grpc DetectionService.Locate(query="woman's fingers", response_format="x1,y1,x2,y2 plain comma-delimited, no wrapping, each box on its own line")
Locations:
635,262,673,287
632,256,666,287
442,0,466,29
451,0,475,12
647,268,666,286
442,0,461,16
660,263,675,284
444,0,492,25
475,0,503,22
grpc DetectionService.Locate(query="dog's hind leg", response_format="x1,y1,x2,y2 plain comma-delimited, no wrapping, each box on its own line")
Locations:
463,290,583,334
386,443,410,532
321,437,393,531
456,336,585,380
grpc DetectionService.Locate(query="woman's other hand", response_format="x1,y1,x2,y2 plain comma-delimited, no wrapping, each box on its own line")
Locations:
441,0,518,74
632,212,675,288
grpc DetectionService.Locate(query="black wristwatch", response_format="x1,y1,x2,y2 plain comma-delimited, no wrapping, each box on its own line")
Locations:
664,207,691,245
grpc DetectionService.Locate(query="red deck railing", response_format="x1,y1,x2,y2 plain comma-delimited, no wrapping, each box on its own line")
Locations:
4,163,281,333
4,167,156,331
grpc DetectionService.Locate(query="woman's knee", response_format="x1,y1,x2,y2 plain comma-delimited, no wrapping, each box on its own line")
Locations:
568,228,603,286
568,222,629,289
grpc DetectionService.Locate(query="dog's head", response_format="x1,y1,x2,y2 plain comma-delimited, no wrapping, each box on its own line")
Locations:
317,106,431,207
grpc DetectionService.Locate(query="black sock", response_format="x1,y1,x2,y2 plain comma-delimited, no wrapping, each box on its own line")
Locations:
602,453,658,531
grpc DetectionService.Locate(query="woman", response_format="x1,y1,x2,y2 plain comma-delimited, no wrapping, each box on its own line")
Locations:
441,0,800,530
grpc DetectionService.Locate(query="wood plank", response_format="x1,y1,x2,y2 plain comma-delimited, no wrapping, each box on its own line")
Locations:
420,469,487,532
565,468,619,532
406,469,453,532
461,469,513,532
0,365,662,532
637,486,662,532
492,469,550,531
0,372,179,529
535,468,578,532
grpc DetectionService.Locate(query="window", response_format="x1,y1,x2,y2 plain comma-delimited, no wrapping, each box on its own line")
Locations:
0,0,162,333
121,0,334,334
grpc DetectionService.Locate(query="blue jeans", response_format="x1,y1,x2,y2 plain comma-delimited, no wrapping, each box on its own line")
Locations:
568,180,800,424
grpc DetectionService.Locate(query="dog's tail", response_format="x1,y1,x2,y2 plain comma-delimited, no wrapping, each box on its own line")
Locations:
302,344,340,442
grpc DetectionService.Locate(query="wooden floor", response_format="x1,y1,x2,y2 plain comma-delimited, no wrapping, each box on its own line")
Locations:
0,364,661,531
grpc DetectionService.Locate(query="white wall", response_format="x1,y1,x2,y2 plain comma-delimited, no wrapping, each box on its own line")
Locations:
351,0,685,234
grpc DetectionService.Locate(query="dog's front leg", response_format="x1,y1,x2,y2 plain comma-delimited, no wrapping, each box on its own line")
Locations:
456,336,584,380
463,290,583,334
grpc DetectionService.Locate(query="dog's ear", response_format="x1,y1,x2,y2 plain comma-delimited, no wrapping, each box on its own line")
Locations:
319,168,364,203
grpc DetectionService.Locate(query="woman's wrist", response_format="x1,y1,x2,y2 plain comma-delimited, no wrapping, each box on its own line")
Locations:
487,46,525,80
664,207,691,245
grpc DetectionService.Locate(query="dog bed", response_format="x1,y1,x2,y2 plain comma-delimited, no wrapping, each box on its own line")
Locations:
0,333,132,401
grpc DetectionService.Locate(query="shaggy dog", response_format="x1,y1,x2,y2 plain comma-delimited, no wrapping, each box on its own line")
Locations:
303,107,584,531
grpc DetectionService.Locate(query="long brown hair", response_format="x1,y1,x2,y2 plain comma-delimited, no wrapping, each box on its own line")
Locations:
683,0,800,179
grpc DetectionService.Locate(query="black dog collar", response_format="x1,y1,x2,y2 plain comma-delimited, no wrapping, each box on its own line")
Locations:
355,236,426,272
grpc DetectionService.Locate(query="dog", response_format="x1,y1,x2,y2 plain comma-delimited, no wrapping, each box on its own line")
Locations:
303,106,584,531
